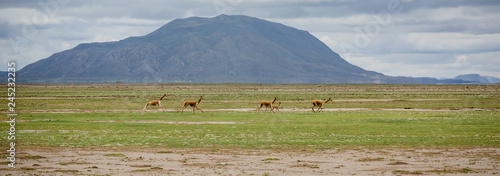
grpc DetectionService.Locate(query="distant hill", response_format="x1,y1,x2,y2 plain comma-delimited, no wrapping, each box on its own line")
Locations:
454,74,500,84
483,76,500,83
18,14,421,84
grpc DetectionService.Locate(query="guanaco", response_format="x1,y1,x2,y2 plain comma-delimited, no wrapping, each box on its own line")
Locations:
256,97,278,112
311,97,332,113
142,94,167,114
179,96,204,114
271,101,282,113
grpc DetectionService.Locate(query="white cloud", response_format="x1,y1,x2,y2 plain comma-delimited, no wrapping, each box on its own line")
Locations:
0,8,39,25
403,33,500,53
95,16,169,26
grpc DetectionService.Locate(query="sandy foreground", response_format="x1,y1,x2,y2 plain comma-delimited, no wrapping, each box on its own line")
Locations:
1,147,498,175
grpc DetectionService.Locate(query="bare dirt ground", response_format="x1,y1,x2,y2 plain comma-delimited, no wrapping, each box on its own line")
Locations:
1,147,498,175
23,107,491,114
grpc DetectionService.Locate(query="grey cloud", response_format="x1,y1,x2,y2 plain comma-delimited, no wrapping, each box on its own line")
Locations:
1,0,499,77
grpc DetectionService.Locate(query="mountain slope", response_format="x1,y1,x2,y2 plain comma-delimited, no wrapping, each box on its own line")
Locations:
19,14,412,84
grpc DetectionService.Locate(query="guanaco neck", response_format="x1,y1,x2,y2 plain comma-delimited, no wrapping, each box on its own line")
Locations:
159,95,167,100
198,97,203,103
272,97,277,104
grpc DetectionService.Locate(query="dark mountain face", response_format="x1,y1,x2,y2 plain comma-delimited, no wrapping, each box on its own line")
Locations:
19,14,411,83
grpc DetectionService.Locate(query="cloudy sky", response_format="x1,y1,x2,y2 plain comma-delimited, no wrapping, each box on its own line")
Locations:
2,0,499,78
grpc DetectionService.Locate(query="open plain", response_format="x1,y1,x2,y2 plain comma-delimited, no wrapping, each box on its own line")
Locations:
1,84,499,175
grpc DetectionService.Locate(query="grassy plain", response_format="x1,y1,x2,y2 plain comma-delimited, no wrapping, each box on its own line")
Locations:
1,84,499,149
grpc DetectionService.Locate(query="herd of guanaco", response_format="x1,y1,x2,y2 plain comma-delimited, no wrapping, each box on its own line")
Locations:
142,95,333,114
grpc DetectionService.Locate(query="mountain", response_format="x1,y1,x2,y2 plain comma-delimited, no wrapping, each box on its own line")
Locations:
19,15,417,84
483,76,500,83
454,74,500,84
410,77,472,84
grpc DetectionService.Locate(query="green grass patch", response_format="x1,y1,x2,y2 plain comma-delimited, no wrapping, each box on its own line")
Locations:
8,110,498,149
104,153,126,157
0,84,498,150
263,157,280,160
